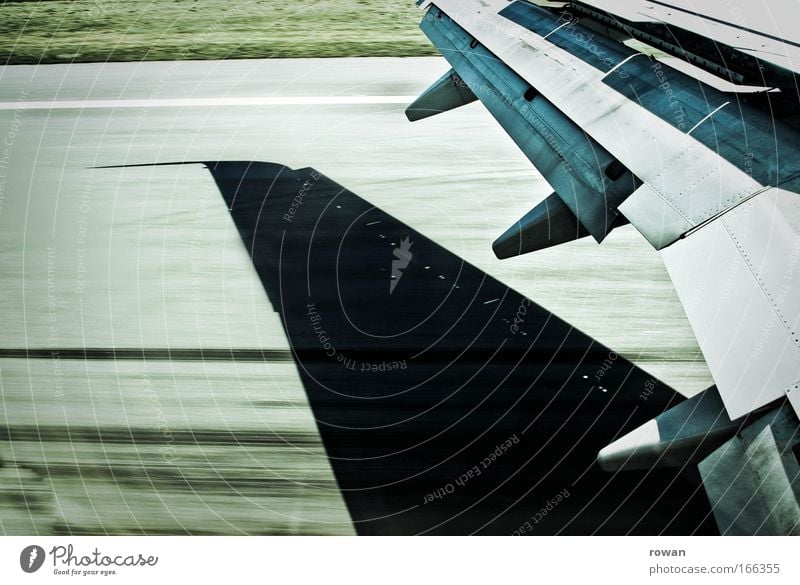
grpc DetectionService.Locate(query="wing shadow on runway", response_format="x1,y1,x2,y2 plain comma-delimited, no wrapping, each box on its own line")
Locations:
191,160,716,535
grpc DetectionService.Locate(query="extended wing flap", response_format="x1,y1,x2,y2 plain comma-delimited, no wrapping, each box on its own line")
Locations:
660,187,800,419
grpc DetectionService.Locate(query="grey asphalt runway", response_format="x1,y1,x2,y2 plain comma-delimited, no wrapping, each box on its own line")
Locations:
0,57,712,535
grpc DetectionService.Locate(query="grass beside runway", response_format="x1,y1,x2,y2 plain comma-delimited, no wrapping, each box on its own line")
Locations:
0,0,437,65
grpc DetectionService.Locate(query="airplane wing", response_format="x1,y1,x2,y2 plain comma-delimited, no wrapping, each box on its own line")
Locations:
408,0,800,535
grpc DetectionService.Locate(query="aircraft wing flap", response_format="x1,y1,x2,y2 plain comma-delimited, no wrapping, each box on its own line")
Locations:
618,150,761,249
660,187,800,419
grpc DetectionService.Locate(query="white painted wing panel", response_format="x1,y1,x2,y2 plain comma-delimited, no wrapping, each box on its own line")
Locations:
660,187,800,419
618,148,759,249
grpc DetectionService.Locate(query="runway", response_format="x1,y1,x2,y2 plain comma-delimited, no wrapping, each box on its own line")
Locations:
0,57,714,535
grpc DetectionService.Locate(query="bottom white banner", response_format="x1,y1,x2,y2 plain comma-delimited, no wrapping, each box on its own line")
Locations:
0,537,796,584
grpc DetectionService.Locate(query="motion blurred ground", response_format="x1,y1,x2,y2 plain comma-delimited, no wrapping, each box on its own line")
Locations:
1,0,436,65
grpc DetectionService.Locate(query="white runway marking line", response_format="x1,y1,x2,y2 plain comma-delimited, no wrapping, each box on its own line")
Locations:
0,96,418,110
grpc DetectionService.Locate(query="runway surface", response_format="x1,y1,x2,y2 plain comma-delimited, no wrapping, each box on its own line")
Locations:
0,57,714,535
